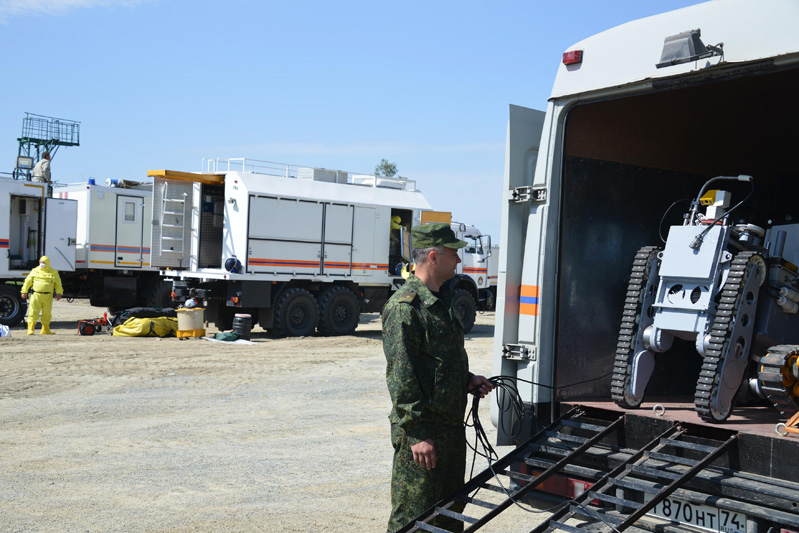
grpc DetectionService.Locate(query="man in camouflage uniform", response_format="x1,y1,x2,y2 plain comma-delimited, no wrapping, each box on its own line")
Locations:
383,223,494,533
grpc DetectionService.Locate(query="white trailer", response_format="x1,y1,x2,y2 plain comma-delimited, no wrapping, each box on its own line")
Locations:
478,1,799,531
0,177,77,325
53,181,173,310
150,159,431,336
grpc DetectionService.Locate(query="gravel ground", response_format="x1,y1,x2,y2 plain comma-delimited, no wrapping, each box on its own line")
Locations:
0,300,549,532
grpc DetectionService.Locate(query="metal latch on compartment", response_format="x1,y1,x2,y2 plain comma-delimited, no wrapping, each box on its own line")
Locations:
502,343,536,361
510,186,547,204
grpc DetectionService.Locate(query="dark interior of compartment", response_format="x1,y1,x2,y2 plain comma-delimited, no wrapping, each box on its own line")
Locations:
10,196,43,269
198,184,224,268
556,65,799,399
389,208,412,274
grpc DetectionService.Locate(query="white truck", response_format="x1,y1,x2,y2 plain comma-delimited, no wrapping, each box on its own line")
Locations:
150,159,435,336
0,177,77,326
452,1,799,531
0,177,176,327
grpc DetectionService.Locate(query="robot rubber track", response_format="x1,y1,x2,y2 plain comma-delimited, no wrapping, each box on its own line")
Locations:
758,345,799,420
611,246,661,409
695,251,764,422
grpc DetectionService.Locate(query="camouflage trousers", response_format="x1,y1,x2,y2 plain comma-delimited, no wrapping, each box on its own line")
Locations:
387,423,467,533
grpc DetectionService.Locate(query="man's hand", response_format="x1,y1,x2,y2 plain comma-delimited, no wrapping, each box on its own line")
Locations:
468,375,495,398
411,439,436,470
55,293,62,301
21,293,27,300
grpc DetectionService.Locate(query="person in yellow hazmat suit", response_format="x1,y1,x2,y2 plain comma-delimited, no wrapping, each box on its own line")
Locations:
21,256,63,335
390,215,403,231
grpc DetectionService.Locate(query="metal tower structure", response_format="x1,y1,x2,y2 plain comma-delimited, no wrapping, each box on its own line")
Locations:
14,112,80,180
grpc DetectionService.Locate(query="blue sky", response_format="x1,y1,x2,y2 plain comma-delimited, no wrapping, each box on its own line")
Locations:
1,0,700,238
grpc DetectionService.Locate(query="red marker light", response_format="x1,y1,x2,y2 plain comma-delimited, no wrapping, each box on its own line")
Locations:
563,50,583,65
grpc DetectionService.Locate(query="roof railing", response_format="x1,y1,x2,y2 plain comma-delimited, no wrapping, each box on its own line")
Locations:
201,157,417,191
20,112,80,146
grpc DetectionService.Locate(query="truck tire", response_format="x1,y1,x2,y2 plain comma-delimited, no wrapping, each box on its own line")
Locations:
145,281,176,309
317,286,359,336
215,305,235,331
272,287,318,337
484,287,497,311
0,285,26,327
453,288,476,334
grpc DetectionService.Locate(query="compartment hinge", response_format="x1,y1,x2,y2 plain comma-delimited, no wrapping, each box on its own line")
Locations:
502,343,536,361
510,186,547,204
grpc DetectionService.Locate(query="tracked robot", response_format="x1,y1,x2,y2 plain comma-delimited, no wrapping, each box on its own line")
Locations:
612,175,799,422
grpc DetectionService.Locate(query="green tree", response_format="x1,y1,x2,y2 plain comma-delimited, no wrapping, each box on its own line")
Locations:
374,159,398,177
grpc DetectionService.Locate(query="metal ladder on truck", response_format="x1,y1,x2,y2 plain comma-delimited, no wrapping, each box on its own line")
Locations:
159,181,187,264
399,406,743,533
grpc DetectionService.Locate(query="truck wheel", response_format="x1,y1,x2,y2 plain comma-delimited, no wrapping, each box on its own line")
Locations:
215,306,235,331
317,286,359,336
485,287,497,311
453,289,476,334
145,281,176,309
272,288,318,337
0,285,26,327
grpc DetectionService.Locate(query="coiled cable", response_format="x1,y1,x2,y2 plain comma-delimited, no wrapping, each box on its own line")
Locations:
463,371,620,532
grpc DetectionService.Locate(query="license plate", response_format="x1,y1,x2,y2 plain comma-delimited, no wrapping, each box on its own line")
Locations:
644,494,747,533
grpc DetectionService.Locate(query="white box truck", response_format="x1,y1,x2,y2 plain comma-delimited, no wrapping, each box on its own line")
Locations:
149,159,434,336
433,1,799,531
0,177,77,326
493,0,799,437
54,180,174,310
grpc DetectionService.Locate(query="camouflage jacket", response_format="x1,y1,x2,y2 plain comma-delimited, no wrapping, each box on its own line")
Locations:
382,275,472,445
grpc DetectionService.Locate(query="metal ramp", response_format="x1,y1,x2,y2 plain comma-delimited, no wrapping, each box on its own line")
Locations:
400,407,740,533
531,425,737,532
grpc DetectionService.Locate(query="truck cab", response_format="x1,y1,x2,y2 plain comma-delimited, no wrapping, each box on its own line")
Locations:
452,221,496,310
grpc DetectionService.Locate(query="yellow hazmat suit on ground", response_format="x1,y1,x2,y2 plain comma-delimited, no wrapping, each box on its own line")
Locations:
21,256,63,335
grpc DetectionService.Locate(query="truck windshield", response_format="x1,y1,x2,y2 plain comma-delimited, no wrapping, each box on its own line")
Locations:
464,235,483,254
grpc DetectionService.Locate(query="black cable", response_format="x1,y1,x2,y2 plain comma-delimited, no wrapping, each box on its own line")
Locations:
514,372,613,391
464,370,616,521
464,371,614,456
689,178,755,250
658,198,691,244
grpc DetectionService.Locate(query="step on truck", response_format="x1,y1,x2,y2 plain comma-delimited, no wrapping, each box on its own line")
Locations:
150,158,436,337
402,2,799,532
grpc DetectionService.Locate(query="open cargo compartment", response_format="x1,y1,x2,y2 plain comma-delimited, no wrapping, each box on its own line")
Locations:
555,65,799,403
197,182,224,269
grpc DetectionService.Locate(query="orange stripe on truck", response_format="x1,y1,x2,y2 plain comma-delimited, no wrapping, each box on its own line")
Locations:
520,285,539,316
